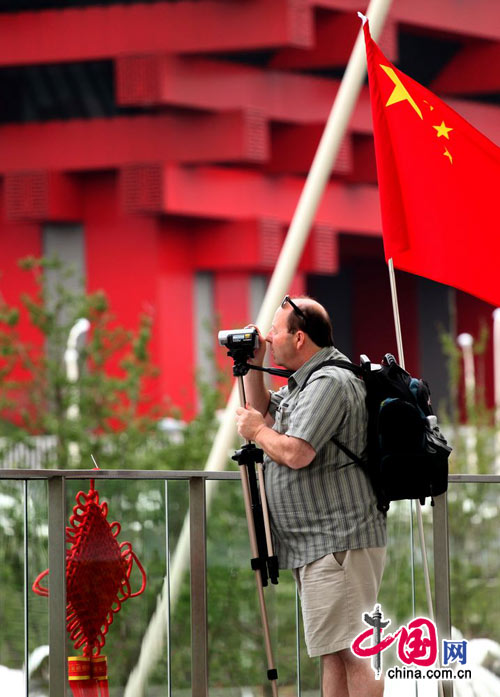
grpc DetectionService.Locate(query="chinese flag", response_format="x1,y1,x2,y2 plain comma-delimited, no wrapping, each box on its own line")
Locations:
362,20,500,307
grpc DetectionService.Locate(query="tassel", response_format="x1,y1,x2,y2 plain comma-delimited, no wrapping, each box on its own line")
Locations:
68,657,98,697
68,656,110,697
92,656,110,697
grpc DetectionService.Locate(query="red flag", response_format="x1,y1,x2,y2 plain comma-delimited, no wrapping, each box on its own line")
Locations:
362,20,500,307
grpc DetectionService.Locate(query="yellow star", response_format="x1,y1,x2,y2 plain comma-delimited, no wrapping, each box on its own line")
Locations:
433,121,453,139
379,64,423,119
443,148,453,164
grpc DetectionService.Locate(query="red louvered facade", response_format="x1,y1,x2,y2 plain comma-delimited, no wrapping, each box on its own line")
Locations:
0,0,499,417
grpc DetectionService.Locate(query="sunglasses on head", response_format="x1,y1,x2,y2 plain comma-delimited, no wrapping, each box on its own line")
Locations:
281,295,332,348
281,295,307,322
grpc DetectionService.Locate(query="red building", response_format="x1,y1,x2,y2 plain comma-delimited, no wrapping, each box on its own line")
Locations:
0,0,499,417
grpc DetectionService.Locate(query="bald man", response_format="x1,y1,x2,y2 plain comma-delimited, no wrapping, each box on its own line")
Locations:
236,295,386,697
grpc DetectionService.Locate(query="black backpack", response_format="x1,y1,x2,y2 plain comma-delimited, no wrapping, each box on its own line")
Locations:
300,354,452,513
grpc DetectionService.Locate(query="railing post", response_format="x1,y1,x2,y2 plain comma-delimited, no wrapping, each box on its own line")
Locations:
190,477,208,697
48,476,67,697
23,480,29,697
433,491,453,697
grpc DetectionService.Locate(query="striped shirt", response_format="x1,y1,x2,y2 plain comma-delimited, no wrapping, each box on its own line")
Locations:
264,346,387,569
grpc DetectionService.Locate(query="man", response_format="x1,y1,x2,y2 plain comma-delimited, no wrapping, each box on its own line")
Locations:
235,295,386,697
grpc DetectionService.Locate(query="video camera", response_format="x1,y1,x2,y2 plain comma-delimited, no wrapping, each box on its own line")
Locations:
218,327,259,352
218,328,259,371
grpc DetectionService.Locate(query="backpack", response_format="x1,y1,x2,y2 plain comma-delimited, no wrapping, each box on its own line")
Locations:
299,353,452,513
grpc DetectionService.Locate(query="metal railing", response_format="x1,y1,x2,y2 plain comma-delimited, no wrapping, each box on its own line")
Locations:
1,468,499,697
1,468,241,697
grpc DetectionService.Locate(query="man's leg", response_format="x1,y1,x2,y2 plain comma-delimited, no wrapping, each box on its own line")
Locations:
295,548,386,696
337,648,384,697
321,653,349,697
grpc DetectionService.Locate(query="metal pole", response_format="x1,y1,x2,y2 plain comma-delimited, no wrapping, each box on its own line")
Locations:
387,259,444,697
388,259,405,368
493,310,500,407
190,478,208,697
433,492,453,697
493,309,500,473
23,480,29,697
164,481,172,697
48,476,67,697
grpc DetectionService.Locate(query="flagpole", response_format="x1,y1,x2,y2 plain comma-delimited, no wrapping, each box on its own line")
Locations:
388,259,405,368
493,309,500,473
387,258,438,631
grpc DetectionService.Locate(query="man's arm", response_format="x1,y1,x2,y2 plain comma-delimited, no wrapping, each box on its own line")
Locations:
243,366,272,419
242,325,274,424
236,405,316,469
255,425,316,469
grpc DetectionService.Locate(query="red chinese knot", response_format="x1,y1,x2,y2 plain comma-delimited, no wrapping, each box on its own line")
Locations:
33,479,147,696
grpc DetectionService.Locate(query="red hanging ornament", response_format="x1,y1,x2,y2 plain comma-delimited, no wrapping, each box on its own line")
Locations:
33,479,147,697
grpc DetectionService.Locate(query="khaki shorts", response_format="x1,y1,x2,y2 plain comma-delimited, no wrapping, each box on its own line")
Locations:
292,547,386,657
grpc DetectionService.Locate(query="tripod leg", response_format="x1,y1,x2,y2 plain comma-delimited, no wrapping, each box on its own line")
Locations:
236,375,278,582
255,578,279,697
257,463,274,557
239,464,279,695
239,464,260,571
256,461,279,584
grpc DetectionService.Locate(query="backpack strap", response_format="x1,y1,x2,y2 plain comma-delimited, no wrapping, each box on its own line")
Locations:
328,433,365,467
247,363,293,379
247,359,364,382
300,359,363,392
249,358,367,467
299,360,366,467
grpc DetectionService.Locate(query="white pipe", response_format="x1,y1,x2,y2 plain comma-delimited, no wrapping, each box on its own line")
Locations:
457,332,477,473
125,2,394,694
64,318,90,466
457,333,475,413
64,318,91,386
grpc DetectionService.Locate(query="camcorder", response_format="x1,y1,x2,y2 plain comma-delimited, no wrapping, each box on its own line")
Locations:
218,328,260,375
218,327,259,357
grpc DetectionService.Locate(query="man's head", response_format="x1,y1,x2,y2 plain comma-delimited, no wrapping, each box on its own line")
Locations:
266,295,334,371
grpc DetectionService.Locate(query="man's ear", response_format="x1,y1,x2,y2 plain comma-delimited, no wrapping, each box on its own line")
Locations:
295,330,306,349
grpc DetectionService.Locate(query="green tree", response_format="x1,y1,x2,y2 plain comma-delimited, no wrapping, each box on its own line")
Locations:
0,255,220,470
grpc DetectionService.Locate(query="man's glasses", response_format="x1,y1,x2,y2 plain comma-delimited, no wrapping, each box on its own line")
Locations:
281,295,307,322
280,295,332,348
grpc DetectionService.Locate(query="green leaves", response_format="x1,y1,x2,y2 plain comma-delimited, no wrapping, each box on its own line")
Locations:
0,256,221,471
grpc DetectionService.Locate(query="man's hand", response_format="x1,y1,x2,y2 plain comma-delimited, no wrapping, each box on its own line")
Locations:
245,324,267,366
236,404,266,441
236,404,316,468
